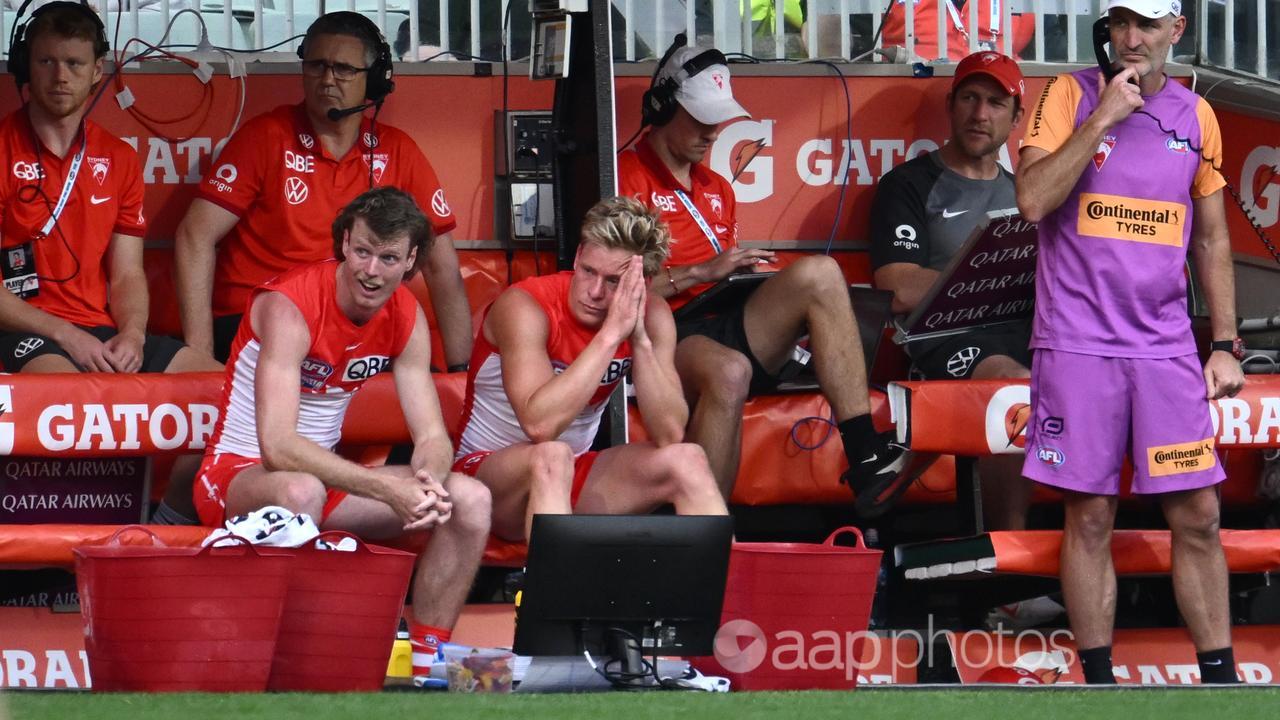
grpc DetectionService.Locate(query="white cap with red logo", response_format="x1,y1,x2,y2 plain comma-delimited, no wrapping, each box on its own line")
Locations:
657,46,751,126
1106,0,1182,17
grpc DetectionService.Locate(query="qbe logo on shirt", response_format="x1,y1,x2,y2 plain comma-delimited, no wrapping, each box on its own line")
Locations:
343,355,392,382
0,385,15,454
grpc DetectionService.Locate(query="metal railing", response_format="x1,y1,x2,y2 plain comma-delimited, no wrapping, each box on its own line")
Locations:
0,0,1273,81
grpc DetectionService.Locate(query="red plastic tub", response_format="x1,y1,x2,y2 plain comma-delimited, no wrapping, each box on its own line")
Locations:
74,527,292,692
265,531,415,691
696,527,882,690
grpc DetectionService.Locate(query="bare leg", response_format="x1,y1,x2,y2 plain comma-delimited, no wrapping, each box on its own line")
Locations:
1162,486,1232,651
574,441,727,516
19,355,78,373
674,336,751,497
742,255,870,420
324,469,491,629
154,345,224,521
468,441,575,541
1060,492,1119,650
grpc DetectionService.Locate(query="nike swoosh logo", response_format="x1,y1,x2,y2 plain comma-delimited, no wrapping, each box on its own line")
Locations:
90,195,111,205
860,454,878,464
1204,659,1224,666
346,343,361,351
941,209,967,218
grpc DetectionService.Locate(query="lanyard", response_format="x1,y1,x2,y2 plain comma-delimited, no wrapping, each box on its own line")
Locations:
673,188,723,255
943,0,1001,43
38,133,87,238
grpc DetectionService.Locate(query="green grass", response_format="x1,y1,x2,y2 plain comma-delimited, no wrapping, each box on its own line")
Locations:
7,688,1280,720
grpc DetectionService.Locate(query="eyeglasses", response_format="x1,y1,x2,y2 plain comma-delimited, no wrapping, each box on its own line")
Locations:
301,59,370,81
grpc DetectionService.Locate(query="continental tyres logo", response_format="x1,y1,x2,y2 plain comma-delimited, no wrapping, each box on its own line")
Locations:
1077,193,1186,247
1147,438,1216,477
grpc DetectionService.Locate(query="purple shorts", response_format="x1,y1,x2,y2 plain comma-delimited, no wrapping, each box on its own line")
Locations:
1022,349,1224,495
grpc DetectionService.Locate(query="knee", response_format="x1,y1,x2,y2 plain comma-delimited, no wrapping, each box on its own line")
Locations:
529,442,575,489
788,255,846,296
1065,503,1116,547
274,473,327,515
444,473,492,537
697,351,751,408
656,443,715,493
1169,495,1222,545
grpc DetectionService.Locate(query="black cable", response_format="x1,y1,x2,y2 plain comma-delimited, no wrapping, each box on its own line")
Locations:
615,125,644,154
213,33,306,54
1134,109,1280,267
718,52,853,256
418,49,503,63
502,0,515,285
802,58,853,256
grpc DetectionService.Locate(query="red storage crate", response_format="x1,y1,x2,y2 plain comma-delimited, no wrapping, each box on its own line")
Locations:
74,527,291,692
265,531,415,691
696,527,882,690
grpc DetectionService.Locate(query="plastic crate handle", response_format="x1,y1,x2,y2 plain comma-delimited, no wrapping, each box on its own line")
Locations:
199,534,267,558
822,526,867,549
313,530,374,553
105,524,165,547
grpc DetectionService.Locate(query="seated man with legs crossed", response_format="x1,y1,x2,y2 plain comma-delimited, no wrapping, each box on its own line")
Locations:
453,196,728,542
193,188,491,683
618,43,907,515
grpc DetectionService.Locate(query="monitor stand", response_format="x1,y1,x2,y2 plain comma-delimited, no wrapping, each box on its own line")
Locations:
608,630,646,679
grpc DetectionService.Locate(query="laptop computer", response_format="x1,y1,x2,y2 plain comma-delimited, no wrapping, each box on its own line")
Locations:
671,271,775,323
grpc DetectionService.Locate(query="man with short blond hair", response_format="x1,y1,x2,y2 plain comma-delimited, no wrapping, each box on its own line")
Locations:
454,196,727,543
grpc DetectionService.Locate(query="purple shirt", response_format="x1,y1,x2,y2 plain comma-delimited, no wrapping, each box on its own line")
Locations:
1023,68,1225,358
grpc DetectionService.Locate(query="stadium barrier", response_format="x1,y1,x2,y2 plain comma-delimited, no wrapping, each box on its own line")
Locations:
888,377,1280,579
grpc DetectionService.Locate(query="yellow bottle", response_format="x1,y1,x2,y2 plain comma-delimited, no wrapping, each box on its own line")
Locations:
387,628,413,679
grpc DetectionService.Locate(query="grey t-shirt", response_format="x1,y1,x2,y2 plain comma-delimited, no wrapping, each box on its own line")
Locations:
869,150,1019,357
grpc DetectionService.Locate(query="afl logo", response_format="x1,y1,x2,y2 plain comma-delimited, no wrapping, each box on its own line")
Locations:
284,176,310,205
1037,446,1066,467
1166,137,1190,154
299,133,315,149
362,132,379,148
431,188,450,217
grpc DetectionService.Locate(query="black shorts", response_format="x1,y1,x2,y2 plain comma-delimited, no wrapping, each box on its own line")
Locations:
911,321,1032,380
675,303,780,394
213,313,243,363
0,325,186,372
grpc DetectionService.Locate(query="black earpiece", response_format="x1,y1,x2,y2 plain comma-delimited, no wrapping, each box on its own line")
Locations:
9,0,109,90
641,34,727,127
297,12,395,105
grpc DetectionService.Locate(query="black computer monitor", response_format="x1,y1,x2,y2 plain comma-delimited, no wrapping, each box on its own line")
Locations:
513,514,734,678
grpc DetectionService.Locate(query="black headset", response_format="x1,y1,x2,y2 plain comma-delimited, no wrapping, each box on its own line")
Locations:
641,34,728,128
9,0,109,90
297,12,395,105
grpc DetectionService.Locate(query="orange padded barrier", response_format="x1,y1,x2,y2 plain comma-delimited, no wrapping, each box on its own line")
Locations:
992,529,1280,576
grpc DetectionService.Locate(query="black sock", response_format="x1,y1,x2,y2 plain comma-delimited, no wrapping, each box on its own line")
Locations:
1197,647,1239,684
1078,646,1116,685
837,414,878,463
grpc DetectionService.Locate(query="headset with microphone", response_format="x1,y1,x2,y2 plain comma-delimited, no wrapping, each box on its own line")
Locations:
297,12,395,122
640,33,729,128
8,0,109,91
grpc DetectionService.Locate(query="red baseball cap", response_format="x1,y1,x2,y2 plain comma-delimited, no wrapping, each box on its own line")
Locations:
952,51,1025,100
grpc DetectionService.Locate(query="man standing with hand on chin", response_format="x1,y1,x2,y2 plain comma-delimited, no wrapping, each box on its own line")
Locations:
1016,0,1243,684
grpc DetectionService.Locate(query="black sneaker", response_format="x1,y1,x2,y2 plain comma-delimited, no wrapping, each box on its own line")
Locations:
840,433,912,520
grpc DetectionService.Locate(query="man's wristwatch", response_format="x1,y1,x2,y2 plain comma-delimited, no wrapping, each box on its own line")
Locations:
1210,338,1245,361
